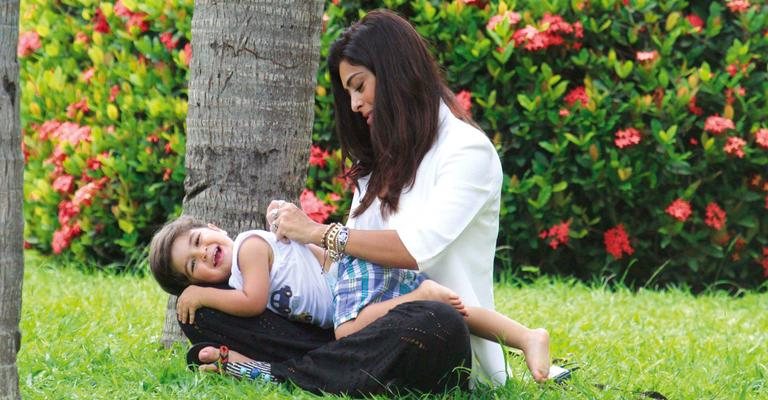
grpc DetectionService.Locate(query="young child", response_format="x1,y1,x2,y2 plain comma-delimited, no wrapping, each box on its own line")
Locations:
149,215,558,382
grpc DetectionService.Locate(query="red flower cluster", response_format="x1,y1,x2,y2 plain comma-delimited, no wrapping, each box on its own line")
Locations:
704,115,735,135
52,223,82,254
724,86,745,106
73,177,108,207
704,202,727,230
539,220,570,249
686,14,704,32
80,67,95,83
17,31,41,57
688,96,703,116
463,0,488,7
604,224,634,260
58,201,80,226
115,0,149,33
109,85,121,102
564,86,588,108
74,31,89,45
665,198,692,222
487,11,521,31
181,43,192,67
309,145,330,168
455,90,472,113
92,9,111,34
160,32,179,51
636,50,659,63
300,189,337,223
724,136,746,158
53,176,109,253
726,0,751,13
52,175,75,194
512,14,583,52
66,98,90,119
755,128,768,150
614,127,641,149
726,62,749,77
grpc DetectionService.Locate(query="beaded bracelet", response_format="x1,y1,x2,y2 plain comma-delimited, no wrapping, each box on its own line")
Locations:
321,223,337,249
320,223,349,261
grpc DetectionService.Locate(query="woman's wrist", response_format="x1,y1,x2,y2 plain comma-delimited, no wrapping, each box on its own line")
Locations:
314,224,329,247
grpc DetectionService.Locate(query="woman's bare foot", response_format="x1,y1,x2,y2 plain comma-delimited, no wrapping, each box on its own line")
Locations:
196,346,254,372
522,328,551,382
412,280,467,316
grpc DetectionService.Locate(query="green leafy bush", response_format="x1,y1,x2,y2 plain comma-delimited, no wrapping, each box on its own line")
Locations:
20,0,190,267
20,0,768,289
310,0,768,290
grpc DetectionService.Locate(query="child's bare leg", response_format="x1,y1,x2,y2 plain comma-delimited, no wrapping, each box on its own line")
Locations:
465,307,550,382
335,280,466,340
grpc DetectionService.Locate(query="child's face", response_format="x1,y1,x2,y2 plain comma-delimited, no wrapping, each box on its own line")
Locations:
170,224,233,285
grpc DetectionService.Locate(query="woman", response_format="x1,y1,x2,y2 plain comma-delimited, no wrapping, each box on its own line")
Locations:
270,9,509,385
187,8,511,392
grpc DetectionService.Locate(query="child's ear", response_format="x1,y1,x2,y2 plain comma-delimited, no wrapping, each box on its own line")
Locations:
207,223,227,235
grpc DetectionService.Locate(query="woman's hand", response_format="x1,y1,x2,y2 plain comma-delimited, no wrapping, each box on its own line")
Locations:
267,200,326,246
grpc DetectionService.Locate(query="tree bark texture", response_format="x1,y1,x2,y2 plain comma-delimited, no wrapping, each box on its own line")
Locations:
0,1,24,399
184,0,323,232
161,0,325,348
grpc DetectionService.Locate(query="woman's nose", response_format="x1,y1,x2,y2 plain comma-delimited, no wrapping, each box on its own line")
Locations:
350,95,361,112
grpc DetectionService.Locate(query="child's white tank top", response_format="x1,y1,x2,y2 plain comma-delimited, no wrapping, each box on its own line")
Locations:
228,230,334,329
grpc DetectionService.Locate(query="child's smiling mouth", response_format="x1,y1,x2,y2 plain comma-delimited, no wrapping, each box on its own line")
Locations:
213,246,223,267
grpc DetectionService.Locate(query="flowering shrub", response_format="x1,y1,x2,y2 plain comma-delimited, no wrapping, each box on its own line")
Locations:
20,0,768,289
20,0,191,266
310,0,768,290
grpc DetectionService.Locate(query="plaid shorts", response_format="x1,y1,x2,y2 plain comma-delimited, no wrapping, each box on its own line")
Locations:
333,256,426,328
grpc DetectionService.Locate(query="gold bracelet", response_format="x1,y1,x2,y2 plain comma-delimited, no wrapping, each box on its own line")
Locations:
323,223,343,261
321,223,337,249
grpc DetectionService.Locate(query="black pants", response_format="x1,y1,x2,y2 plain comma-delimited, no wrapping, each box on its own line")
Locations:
181,300,471,395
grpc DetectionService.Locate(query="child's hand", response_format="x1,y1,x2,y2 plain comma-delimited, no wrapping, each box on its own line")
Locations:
176,285,206,324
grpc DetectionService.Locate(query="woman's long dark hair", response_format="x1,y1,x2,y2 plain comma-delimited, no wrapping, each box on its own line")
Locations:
328,9,472,218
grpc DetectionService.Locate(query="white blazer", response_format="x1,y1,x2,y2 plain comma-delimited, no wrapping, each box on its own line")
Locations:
347,101,508,386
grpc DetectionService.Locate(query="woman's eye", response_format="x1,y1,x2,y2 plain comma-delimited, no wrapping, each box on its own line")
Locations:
356,84,364,92
191,259,196,271
195,235,200,246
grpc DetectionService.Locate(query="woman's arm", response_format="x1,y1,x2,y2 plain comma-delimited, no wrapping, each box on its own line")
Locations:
176,236,272,324
268,202,417,269
340,229,417,269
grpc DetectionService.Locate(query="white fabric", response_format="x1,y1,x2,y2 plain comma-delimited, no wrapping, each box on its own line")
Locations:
346,101,508,386
228,230,335,329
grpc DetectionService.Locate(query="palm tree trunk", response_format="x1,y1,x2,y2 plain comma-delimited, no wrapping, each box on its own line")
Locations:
161,0,324,347
0,1,24,398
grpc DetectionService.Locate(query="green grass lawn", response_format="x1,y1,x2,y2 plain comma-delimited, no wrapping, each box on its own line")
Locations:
18,251,768,399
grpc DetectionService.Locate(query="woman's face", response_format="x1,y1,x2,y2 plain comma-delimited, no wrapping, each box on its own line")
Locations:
339,60,376,126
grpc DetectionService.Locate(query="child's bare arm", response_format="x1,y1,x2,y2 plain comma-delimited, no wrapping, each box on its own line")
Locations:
307,243,331,271
176,236,272,324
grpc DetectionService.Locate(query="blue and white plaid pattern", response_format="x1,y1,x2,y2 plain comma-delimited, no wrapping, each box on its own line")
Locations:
333,255,425,328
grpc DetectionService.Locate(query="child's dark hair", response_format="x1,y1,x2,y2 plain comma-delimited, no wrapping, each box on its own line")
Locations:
149,216,207,295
